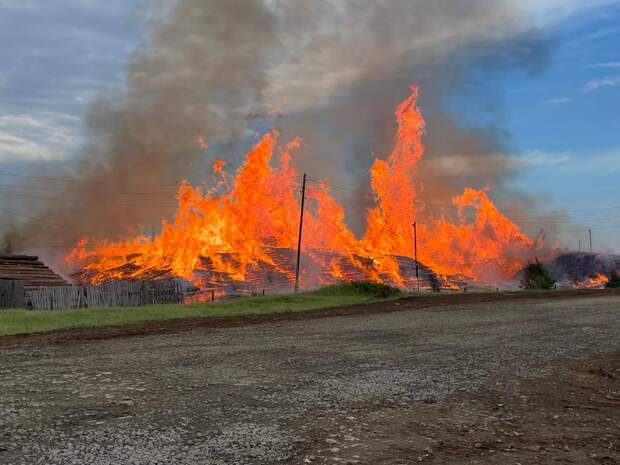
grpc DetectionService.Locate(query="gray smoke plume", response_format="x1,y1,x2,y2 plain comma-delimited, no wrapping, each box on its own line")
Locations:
2,0,555,265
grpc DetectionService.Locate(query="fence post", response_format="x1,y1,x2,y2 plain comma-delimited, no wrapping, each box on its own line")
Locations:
413,220,420,293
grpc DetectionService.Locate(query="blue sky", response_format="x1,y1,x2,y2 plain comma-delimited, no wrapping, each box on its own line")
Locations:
503,1,620,252
0,0,618,252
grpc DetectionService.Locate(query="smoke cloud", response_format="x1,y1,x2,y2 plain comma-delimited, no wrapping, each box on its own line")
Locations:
3,0,553,262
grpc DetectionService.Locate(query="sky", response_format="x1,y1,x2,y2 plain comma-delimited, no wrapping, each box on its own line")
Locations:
503,0,620,252
0,0,618,253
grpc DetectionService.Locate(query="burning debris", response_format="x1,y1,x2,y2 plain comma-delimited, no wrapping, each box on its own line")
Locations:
545,252,620,289
66,88,535,294
71,247,452,297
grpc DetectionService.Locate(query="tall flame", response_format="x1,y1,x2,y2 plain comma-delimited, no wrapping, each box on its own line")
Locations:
67,86,534,289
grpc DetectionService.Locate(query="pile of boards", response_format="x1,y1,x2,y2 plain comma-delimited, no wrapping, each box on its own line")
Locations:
74,247,456,298
0,254,68,290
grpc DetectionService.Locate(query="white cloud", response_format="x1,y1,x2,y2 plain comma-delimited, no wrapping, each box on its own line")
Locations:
581,75,620,92
519,148,620,174
518,150,570,167
0,112,82,162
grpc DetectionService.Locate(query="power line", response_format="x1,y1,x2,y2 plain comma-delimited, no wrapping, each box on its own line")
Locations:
0,171,180,188
0,190,178,208
0,183,177,196
306,176,620,215
2,185,611,230
1,170,618,239
3,168,619,216
309,187,620,226
0,209,99,237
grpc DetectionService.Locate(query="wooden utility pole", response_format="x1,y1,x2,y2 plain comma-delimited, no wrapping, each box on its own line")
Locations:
578,239,581,252
413,221,420,293
294,173,307,292
589,229,593,254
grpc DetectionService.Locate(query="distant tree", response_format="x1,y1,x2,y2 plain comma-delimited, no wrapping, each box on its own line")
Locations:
606,270,620,288
521,259,556,290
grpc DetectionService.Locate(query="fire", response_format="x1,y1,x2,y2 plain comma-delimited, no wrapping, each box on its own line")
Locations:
67,86,534,290
360,86,532,283
212,159,227,176
578,273,609,289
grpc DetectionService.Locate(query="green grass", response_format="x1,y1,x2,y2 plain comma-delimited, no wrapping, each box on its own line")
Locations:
0,282,404,337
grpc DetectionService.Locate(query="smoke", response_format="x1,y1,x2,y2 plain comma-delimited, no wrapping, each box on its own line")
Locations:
3,0,554,260
267,0,550,232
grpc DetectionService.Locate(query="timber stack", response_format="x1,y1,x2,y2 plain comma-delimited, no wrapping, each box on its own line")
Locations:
0,254,68,290
72,247,459,297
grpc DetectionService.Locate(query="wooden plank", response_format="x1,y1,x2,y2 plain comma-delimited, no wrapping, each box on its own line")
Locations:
0,254,39,261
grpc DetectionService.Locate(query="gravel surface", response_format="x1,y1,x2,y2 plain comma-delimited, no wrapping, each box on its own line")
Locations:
1,294,619,464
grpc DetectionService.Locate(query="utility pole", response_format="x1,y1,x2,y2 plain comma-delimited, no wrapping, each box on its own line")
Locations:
589,229,593,254
578,239,581,253
413,220,420,293
294,173,307,292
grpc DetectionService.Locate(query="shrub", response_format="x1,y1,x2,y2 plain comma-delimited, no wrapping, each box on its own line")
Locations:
521,259,556,290
319,281,401,298
606,270,620,288
348,281,401,298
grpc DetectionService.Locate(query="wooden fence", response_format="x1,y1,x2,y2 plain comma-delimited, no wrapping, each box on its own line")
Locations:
23,279,183,311
0,280,25,309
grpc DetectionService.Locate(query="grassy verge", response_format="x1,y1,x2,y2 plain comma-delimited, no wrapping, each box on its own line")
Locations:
0,282,404,337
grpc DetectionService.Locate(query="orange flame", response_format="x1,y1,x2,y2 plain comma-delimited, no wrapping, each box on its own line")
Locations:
577,273,609,289
67,86,534,290
212,159,227,176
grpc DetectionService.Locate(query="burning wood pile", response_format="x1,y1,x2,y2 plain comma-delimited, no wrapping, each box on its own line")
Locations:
545,252,620,288
66,88,535,294
72,246,457,298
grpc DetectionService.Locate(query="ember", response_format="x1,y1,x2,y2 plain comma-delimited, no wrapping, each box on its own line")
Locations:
67,87,534,292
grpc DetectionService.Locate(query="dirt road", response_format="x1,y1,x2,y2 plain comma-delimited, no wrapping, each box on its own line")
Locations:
1,293,619,464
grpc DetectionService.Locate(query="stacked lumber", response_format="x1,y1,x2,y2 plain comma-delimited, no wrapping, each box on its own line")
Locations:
192,251,293,295
72,261,173,285
72,247,463,297
188,249,456,294
0,254,68,290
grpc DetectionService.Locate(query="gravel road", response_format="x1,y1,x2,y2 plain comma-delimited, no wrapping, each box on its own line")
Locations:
1,293,619,464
